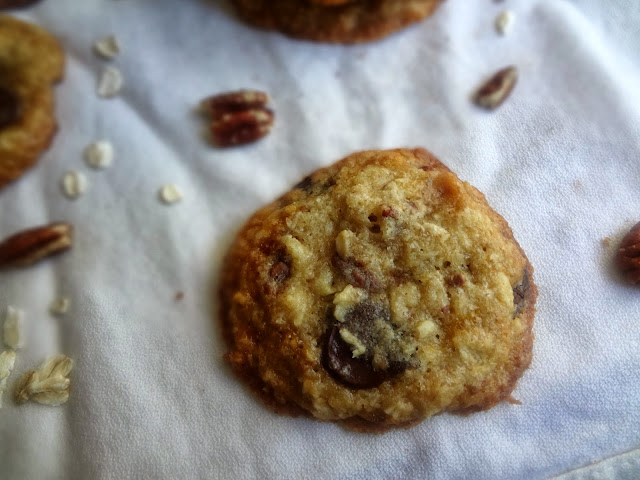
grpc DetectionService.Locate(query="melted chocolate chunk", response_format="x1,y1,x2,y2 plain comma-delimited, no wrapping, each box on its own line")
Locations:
0,86,20,130
513,270,530,317
325,325,386,389
0,0,42,10
323,302,410,389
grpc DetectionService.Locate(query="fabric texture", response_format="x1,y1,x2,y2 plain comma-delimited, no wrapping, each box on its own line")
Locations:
0,0,639,478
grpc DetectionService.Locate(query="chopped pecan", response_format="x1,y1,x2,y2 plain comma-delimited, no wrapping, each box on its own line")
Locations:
616,222,640,285
445,274,465,287
333,254,382,292
0,222,73,269
474,66,518,110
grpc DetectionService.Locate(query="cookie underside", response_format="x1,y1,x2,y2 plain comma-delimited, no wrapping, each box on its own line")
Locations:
219,148,537,432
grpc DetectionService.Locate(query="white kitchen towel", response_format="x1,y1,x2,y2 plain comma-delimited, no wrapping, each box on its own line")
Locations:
1,0,639,478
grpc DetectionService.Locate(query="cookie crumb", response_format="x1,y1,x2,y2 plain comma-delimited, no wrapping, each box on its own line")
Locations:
84,140,114,169
159,184,183,204
602,237,612,248
93,35,120,60
3,306,24,350
175,291,184,301
61,171,88,199
97,66,123,98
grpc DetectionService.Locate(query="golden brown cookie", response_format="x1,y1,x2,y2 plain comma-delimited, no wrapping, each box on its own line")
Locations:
219,148,537,432
0,15,64,190
230,0,445,43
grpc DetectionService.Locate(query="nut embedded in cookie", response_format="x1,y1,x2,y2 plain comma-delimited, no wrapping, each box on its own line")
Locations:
219,148,537,432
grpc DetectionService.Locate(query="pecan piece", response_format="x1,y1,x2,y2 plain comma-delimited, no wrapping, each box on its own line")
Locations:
333,254,382,292
203,90,269,119
473,66,518,110
202,90,274,147
616,222,640,285
211,108,274,147
0,222,73,269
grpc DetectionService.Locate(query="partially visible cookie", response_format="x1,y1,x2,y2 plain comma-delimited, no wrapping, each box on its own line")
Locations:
0,15,64,190
230,0,445,43
219,148,537,432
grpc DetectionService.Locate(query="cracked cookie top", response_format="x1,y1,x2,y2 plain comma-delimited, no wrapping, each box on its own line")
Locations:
219,148,537,432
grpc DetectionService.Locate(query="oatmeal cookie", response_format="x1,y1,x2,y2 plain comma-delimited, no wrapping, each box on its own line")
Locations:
230,0,445,43
0,15,64,190
219,148,537,432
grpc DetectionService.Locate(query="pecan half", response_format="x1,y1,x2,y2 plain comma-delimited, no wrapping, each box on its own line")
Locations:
203,90,269,119
616,222,640,285
211,108,274,147
202,90,274,147
0,222,73,269
473,66,518,110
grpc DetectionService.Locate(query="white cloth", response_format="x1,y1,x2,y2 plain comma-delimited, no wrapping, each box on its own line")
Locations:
1,0,640,478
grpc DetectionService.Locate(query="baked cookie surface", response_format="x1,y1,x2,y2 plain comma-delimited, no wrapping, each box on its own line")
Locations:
0,15,64,190
230,0,444,43
219,148,536,432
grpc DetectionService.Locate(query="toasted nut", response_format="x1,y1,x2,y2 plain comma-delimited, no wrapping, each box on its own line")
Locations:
202,89,274,147
474,66,518,110
0,222,73,269
210,108,274,147
203,90,269,119
616,222,640,285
